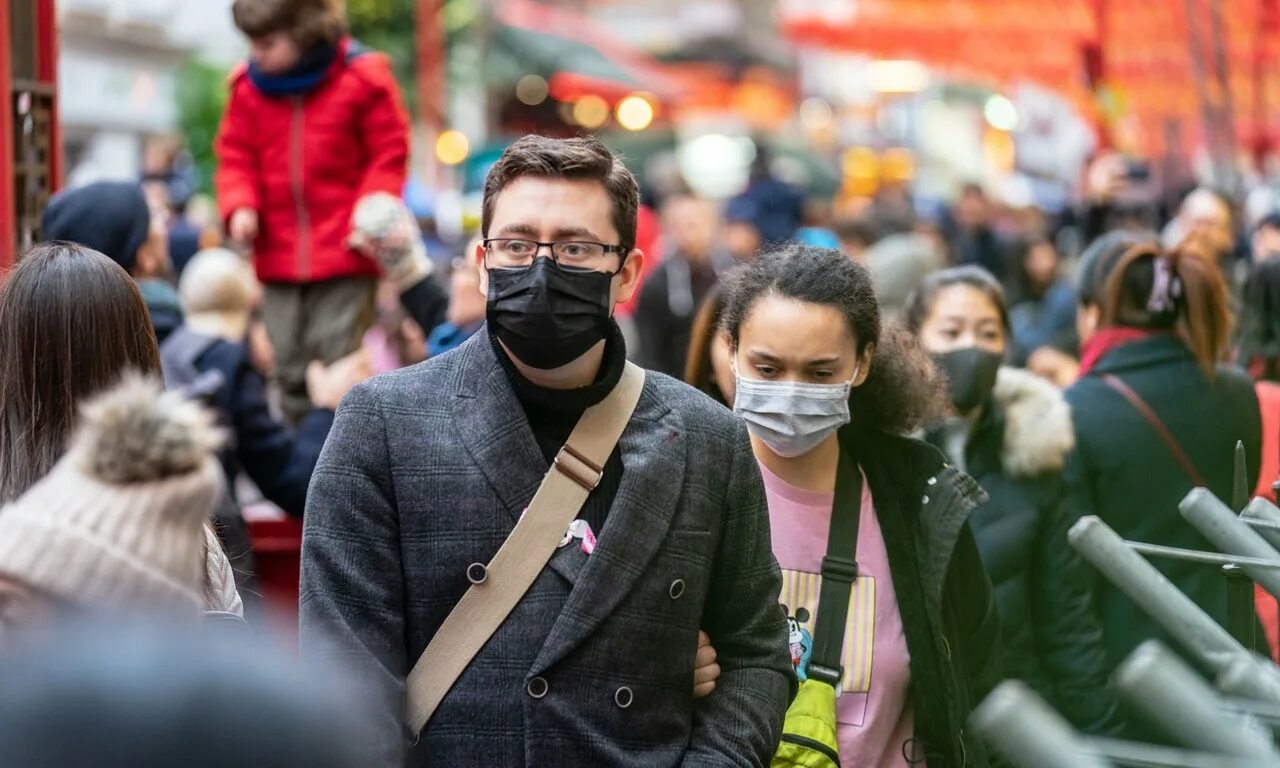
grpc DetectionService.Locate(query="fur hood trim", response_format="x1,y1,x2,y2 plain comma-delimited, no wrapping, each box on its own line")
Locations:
993,367,1074,478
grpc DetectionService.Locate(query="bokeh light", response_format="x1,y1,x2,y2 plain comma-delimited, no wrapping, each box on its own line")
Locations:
798,97,834,130
984,94,1020,132
515,75,549,106
615,94,655,131
435,130,470,166
573,95,610,129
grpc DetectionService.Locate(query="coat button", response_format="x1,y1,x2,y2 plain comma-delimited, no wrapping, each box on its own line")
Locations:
922,494,930,505
669,579,686,600
615,686,634,709
467,562,488,585
527,677,549,700
927,476,937,486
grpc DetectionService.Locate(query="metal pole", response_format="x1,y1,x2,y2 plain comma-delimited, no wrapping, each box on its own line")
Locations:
971,681,1114,768
1127,541,1280,570
1070,517,1249,671
1083,738,1275,768
1180,488,1280,599
1113,642,1280,759
1068,516,1280,701
1233,441,1250,512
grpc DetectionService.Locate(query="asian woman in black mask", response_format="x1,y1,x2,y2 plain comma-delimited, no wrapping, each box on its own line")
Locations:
904,265,1122,736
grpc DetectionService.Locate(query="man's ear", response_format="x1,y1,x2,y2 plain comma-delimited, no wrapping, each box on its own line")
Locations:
475,239,489,296
612,248,645,306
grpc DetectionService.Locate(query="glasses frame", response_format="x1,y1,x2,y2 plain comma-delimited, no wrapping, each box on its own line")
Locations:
482,238,628,273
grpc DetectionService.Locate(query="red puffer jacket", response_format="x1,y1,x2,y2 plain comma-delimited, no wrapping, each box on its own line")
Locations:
215,38,409,284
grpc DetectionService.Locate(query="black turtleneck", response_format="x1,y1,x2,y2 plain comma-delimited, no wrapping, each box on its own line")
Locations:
491,321,628,533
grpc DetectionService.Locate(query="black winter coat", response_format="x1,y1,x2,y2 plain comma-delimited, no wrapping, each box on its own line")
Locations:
927,368,1120,735
1064,336,1262,672
853,427,1003,767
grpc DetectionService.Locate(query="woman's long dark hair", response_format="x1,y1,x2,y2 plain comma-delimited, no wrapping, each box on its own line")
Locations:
683,284,728,406
720,244,947,434
0,243,162,503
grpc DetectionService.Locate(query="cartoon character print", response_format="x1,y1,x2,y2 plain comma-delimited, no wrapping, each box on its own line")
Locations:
783,605,814,681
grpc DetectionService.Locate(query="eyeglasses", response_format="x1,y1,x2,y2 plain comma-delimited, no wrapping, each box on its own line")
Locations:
483,238,627,272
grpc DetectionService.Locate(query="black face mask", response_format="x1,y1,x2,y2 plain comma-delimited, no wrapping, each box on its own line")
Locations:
933,347,1003,415
486,258,615,370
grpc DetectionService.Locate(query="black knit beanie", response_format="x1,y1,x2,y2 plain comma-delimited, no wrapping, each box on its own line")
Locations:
40,181,151,274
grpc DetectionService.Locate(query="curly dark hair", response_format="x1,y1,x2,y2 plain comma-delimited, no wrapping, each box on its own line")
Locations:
720,244,947,435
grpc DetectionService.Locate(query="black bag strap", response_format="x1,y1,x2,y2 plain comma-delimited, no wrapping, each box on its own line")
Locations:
807,442,864,688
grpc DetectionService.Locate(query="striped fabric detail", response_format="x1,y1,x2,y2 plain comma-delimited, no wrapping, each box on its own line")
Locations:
780,568,876,694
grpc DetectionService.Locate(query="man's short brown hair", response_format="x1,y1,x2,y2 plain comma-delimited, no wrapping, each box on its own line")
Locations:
482,135,640,253
232,0,347,48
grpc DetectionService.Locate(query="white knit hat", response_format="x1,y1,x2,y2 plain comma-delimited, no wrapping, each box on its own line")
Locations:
0,375,225,612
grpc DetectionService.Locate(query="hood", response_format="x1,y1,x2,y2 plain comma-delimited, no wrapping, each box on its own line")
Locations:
993,366,1074,478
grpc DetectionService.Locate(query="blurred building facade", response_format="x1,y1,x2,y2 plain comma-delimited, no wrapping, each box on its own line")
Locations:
57,0,242,185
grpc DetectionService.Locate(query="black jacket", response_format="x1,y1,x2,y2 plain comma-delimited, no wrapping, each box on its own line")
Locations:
1064,336,1262,671
635,255,720,378
853,427,1002,767
928,368,1120,735
193,337,334,517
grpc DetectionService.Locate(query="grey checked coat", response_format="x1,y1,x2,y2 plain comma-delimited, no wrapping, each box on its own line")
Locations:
300,331,792,767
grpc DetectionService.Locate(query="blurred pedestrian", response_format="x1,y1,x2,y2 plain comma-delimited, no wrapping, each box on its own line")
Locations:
1238,258,1280,382
40,180,180,342
1253,212,1280,264
682,285,734,407
905,266,1121,735
426,237,487,357
1162,187,1235,265
946,183,1009,281
635,193,734,376
1004,236,1079,367
720,244,1000,767
0,376,223,641
167,248,370,609
0,623,366,767
834,218,878,263
0,243,242,615
733,144,805,245
217,0,409,422
301,135,791,766
1066,232,1262,672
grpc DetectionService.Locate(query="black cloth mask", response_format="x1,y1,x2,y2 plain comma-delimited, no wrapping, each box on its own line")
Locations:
486,258,615,370
933,347,1003,414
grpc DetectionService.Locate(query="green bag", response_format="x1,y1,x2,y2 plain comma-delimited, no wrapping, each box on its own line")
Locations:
772,445,863,768
772,679,840,767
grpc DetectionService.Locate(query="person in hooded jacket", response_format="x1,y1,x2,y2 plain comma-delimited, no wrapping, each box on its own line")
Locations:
720,244,1002,766
904,266,1121,735
40,181,182,343
1066,231,1262,672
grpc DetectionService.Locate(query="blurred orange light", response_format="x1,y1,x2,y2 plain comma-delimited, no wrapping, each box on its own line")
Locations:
573,96,610,129
435,130,470,166
616,94,655,131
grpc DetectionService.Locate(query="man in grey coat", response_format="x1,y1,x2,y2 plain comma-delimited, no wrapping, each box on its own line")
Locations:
301,134,792,766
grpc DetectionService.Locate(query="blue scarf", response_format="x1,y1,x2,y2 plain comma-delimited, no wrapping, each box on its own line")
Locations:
248,41,340,97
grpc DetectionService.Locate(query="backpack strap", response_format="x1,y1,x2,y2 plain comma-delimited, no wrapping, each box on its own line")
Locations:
807,442,864,688
1103,373,1206,487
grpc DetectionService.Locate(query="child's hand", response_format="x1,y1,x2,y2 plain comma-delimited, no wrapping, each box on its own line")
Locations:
230,208,259,244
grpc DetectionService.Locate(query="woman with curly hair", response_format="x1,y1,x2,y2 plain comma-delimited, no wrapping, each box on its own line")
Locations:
719,244,1001,767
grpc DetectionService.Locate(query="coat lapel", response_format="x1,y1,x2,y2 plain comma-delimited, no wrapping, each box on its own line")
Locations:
531,385,686,674
449,333,546,525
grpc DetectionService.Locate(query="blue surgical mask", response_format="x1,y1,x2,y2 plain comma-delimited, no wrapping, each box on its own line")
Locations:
732,367,858,459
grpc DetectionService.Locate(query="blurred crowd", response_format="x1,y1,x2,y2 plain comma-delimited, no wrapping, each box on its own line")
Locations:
6,0,1280,765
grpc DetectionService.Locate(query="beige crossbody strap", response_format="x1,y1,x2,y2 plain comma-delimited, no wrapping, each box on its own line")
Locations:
404,361,646,738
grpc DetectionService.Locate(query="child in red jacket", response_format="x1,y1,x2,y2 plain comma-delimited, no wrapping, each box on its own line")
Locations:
216,0,409,422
